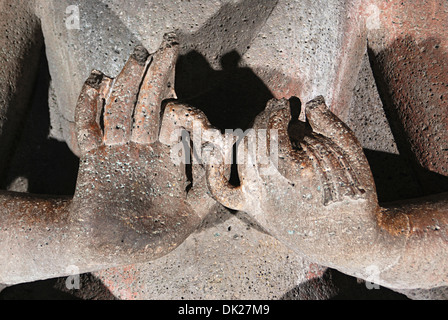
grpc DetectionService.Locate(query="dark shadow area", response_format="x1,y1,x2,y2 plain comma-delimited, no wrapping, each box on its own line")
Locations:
0,273,117,300
2,47,79,196
175,50,275,187
0,278,81,300
175,50,274,132
173,0,279,190
367,36,448,197
281,268,409,300
174,0,279,132
287,96,315,149
363,149,448,203
288,96,302,120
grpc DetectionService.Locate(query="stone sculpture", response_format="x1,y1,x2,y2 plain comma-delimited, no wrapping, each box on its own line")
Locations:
0,0,447,297
2,34,447,291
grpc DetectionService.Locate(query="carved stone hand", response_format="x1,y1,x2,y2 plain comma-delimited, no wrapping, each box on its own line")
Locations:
164,97,448,289
71,35,214,261
0,34,214,285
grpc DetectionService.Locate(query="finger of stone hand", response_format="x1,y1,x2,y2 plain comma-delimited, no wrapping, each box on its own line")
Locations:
160,101,236,177
132,33,180,144
75,70,107,155
103,45,150,146
203,143,246,211
305,96,375,197
159,102,214,146
267,99,293,156
253,98,293,160
160,102,238,213
305,96,363,156
96,74,113,125
302,134,366,205
160,101,223,175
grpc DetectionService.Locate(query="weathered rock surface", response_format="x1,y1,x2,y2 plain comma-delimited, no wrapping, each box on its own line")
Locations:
1,0,447,299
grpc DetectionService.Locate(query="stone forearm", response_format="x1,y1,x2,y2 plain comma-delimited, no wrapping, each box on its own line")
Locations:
375,192,448,289
0,191,109,285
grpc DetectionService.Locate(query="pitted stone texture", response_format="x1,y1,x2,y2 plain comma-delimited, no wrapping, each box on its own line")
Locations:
345,53,423,203
397,287,448,300
92,207,332,300
242,0,348,103
35,0,360,155
2,0,445,299
35,0,252,150
342,53,421,202
0,0,43,184
345,53,398,155
36,0,143,147
366,0,448,180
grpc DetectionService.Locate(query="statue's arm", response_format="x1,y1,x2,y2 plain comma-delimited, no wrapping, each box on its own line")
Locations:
375,192,448,289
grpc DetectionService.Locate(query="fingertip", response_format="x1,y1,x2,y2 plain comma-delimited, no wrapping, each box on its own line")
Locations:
265,97,290,113
75,71,105,155
84,69,104,90
131,35,180,145
103,48,149,146
305,95,326,109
